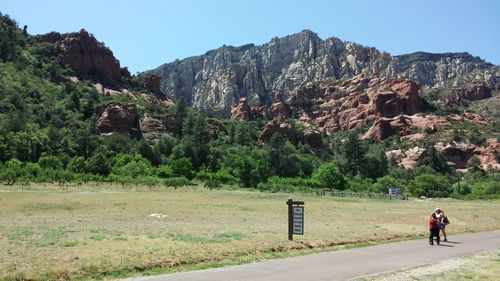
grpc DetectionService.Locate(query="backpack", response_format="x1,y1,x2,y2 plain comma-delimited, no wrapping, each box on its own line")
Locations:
443,216,450,225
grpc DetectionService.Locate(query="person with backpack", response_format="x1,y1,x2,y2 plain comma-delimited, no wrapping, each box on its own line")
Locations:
429,212,440,245
435,208,449,242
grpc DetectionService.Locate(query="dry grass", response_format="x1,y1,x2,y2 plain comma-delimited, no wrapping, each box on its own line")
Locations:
356,250,500,281
1,183,500,280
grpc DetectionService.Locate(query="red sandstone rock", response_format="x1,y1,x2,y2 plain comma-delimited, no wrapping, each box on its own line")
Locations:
270,101,291,121
140,116,167,143
259,121,297,144
97,105,138,134
386,147,427,169
362,115,414,140
38,29,124,86
446,83,491,105
144,74,163,96
302,127,325,149
230,97,253,121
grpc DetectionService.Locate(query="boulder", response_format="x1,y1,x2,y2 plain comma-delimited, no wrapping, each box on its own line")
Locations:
259,121,297,144
302,127,325,149
362,115,413,141
270,101,291,121
97,105,138,134
230,97,253,121
163,115,181,136
386,147,427,169
140,116,167,144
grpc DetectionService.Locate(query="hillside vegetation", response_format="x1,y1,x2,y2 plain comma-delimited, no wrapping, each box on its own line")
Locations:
0,13,499,199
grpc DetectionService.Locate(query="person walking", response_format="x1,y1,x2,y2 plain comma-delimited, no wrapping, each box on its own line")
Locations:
435,208,448,242
429,212,440,245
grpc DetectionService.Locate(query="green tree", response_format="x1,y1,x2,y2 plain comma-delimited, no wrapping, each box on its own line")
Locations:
38,153,63,170
169,157,194,179
175,98,187,138
312,163,348,191
138,141,159,166
87,147,111,176
372,175,402,193
0,13,22,62
417,146,452,174
362,146,388,179
267,133,301,177
67,156,87,174
408,173,452,198
342,132,367,176
0,158,23,185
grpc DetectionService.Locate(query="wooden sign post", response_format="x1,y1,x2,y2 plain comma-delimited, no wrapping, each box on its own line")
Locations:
286,198,304,241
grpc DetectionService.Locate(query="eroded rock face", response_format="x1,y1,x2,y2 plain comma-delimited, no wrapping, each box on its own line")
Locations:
302,127,325,149
97,105,138,134
362,115,414,140
140,116,167,144
388,140,500,170
145,30,499,116
386,147,427,169
270,101,291,121
286,75,424,140
230,97,253,121
37,29,124,86
436,140,500,170
446,83,492,105
144,74,163,97
259,121,297,144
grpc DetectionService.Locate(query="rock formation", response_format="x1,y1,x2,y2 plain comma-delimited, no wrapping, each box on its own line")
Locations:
96,104,138,134
388,140,500,170
35,29,125,86
144,74,164,98
446,83,492,105
259,121,297,144
230,97,253,121
145,30,499,116
140,116,168,144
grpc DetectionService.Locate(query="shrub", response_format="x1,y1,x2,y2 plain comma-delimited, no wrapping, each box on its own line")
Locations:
408,173,451,198
371,175,404,193
170,157,194,179
196,168,237,184
0,158,23,185
163,177,193,188
312,163,348,190
156,165,174,178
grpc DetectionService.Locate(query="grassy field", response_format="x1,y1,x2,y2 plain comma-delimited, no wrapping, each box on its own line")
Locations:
1,183,500,280
356,250,500,281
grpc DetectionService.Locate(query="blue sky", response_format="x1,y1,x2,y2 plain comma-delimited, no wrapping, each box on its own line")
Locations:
3,0,499,73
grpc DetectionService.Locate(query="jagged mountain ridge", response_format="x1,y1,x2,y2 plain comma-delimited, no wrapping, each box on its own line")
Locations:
144,29,499,116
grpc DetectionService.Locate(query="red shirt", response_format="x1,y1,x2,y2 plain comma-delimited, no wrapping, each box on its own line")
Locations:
429,216,439,229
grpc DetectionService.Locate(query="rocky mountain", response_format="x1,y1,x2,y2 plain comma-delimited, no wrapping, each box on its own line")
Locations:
145,30,500,116
34,29,129,86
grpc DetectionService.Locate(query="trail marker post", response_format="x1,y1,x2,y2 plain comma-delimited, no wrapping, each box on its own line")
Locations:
286,198,304,241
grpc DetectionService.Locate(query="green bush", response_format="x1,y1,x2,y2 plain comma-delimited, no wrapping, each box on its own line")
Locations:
312,163,348,190
197,168,238,184
163,177,193,187
408,173,451,198
371,175,404,194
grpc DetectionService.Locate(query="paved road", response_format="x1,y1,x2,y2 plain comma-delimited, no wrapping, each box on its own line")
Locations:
124,231,500,281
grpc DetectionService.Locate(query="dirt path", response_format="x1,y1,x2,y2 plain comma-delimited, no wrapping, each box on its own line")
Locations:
123,231,500,281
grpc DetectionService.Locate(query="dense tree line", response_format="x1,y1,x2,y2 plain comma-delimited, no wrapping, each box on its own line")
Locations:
0,14,498,199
